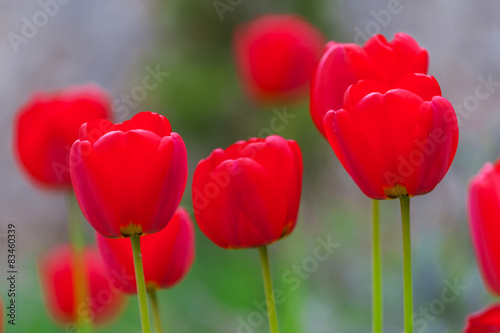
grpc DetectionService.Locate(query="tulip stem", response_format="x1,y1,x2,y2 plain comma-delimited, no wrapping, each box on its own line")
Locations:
68,194,92,333
131,235,152,333
258,246,280,333
372,199,383,333
400,196,413,333
148,288,163,333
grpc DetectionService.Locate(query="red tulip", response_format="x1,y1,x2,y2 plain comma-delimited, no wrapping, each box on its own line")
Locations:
96,208,195,294
311,33,428,136
192,135,302,249
464,304,500,333
69,112,188,238
39,245,125,325
469,161,500,295
234,14,325,103
323,74,458,199
14,84,112,189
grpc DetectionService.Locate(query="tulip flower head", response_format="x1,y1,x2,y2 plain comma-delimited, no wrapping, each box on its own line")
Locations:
311,33,429,136
192,135,302,249
39,245,125,326
97,208,195,293
14,84,111,189
469,161,500,295
235,14,325,103
323,74,458,199
70,112,188,238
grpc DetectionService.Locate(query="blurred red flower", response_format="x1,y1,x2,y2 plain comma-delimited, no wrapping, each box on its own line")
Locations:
14,84,111,189
96,208,195,294
69,112,188,238
192,135,302,248
469,161,500,295
234,14,325,104
464,303,500,333
39,245,125,326
311,33,428,136
323,74,458,199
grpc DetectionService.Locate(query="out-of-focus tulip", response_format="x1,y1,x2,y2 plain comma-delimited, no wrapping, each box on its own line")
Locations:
234,14,325,103
469,161,500,295
14,84,111,189
311,33,428,136
69,112,188,238
323,74,458,199
96,208,195,294
192,135,302,249
464,303,500,333
39,245,125,325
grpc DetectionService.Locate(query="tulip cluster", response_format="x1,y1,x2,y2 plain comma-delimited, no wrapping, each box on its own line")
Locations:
10,13,473,333
14,87,195,333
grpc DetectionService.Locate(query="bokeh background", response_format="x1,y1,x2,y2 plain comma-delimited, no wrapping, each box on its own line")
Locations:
1,0,500,332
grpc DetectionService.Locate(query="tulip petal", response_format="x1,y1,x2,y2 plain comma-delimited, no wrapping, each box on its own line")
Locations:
239,135,303,234
464,303,500,333
194,158,288,248
70,140,122,237
117,112,172,137
396,73,442,101
324,107,387,199
405,96,458,195
469,162,500,295
310,43,378,136
364,33,429,84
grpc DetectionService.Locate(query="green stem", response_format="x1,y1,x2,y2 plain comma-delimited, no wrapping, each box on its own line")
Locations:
372,199,382,333
400,196,413,333
68,194,92,333
258,246,280,333
131,235,152,333
148,288,163,333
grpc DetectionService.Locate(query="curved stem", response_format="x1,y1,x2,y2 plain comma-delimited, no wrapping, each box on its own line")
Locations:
68,194,92,333
131,235,152,333
148,288,164,333
372,199,382,333
258,246,280,333
400,196,413,333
